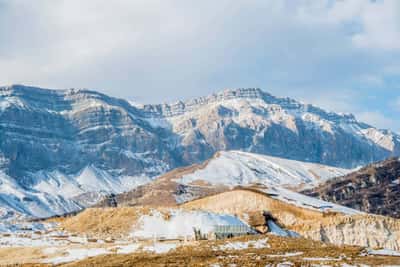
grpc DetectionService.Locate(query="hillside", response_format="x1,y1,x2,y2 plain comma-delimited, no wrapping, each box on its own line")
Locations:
96,151,350,208
181,188,400,251
2,178,400,265
44,187,400,265
303,157,400,218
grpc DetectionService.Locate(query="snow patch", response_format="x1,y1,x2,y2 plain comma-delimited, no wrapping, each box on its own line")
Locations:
266,252,303,257
215,238,269,251
131,210,248,240
116,243,140,254
178,151,350,190
267,220,300,238
43,248,110,264
367,248,400,257
263,187,361,215
143,243,177,254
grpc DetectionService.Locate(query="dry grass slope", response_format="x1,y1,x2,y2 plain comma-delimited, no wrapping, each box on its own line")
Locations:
181,188,327,224
59,235,400,267
59,207,153,239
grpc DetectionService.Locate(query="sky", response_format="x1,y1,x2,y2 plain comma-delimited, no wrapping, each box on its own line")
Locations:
1,0,400,131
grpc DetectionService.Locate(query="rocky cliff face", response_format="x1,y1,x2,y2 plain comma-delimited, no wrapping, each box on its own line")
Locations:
140,88,400,168
0,85,175,217
181,188,400,251
303,158,400,218
0,85,177,178
2,85,399,179
1,85,400,217
296,215,400,251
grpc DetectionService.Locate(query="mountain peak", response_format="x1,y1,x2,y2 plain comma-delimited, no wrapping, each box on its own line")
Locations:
196,87,280,105
219,87,265,99
0,84,107,98
184,87,268,106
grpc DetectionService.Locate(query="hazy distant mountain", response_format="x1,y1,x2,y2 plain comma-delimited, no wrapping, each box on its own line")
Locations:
0,84,399,217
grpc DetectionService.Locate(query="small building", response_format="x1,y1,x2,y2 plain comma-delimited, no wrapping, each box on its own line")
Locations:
213,225,256,240
193,224,256,240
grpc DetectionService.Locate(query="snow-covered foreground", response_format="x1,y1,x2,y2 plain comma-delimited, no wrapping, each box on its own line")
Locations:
214,238,269,251
43,247,111,265
178,151,351,189
0,218,181,264
0,221,70,247
0,215,400,265
42,242,179,264
0,209,252,264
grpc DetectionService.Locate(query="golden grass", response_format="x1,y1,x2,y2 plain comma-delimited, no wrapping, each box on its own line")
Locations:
59,207,153,239
0,247,49,266
59,235,400,267
181,188,326,225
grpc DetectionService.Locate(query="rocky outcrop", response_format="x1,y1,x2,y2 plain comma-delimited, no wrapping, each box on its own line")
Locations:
296,215,400,251
303,158,400,218
181,188,400,251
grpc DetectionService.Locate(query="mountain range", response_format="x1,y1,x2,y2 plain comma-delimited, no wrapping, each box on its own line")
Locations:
1,84,400,218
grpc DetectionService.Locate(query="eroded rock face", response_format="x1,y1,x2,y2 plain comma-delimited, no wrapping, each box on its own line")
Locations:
1,85,399,181
180,188,400,251
0,85,176,179
303,158,400,218
296,215,400,251
140,88,400,169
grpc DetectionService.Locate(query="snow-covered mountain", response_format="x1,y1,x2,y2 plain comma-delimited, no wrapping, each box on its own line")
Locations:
178,151,351,189
98,150,352,208
1,84,399,217
0,167,151,218
139,88,400,168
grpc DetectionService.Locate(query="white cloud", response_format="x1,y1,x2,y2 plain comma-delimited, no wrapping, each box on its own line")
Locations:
358,74,384,87
295,0,363,25
352,0,400,51
1,1,399,91
294,0,400,51
0,0,399,131
390,96,400,112
357,111,398,130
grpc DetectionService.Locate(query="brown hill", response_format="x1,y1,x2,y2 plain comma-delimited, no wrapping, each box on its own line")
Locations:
181,188,400,251
95,155,228,208
61,186,400,251
303,157,400,218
